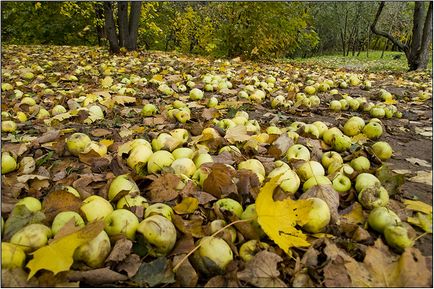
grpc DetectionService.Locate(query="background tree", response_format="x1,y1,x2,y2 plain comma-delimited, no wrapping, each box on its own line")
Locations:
103,1,142,53
371,1,432,70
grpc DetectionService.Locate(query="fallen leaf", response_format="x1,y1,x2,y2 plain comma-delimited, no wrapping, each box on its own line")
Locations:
203,163,237,198
132,257,175,287
172,214,205,238
409,170,432,185
106,238,133,263
323,255,352,287
403,199,432,214
146,173,181,202
67,267,128,285
112,95,136,106
256,176,310,253
405,157,431,167
237,251,286,287
42,190,83,223
26,220,105,279
1,268,39,287
339,202,366,225
407,212,432,233
173,254,198,287
299,184,340,223
268,133,293,159
173,197,199,215
116,254,141,278
101,76,113,88
224,125,251,143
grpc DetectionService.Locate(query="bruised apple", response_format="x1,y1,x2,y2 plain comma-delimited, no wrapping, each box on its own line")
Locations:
74,230,111,268
136,215,177,257
2,242,26,269
10,224,52,252
66,133,92,156
190,236,233,276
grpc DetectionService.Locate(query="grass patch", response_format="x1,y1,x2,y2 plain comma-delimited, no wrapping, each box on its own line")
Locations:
289,50,432,73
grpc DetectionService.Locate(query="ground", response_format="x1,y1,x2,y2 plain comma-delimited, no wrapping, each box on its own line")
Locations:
1,45,432,287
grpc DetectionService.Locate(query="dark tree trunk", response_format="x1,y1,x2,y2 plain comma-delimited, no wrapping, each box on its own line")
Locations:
103,1,142,53
103,2,120,53
371,1,433,70
95,3,105,46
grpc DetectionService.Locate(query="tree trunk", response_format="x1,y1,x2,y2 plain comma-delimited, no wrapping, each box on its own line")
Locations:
126,1,142,51
95,3,105,46
371,1,433,71
103,2,120,53
117,2,129,48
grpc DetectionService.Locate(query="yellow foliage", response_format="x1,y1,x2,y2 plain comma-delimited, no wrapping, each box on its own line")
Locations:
26,220,104,279
403,199,432,215
255,176,311,254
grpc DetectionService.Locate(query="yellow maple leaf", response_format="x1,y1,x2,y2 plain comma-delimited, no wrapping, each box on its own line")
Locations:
255,176,311,254
99,139,114,148
26,220,104,279
101,76,113,88
112,95,136,106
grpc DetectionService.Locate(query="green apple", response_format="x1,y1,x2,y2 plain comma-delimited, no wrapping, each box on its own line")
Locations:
304,85,316,95
271,95,285,108
238,90,249,99
238,159,265,183
329,89,339,95
343,116,365,136
368,207,400,233
2,152,18,174
51,211,85,235
321,151,343,169
240,204,265,238
302,175,332,192
2,120,17,132
329,100,342,112
158,84,174,96
312,121,328,138
208,97,218,108
332,173,352,194
371,141,393,161
51,104,67,116
267,160,290,178
278,169,301,194
214,198,243,218
142,103,158,117
232,116,248,126
339,81,348,88
10,224,52,252
362,122,383,140
303,124,320,138
354,173,381,193
209,219,236,243
193,153,214,168
370,106,386,118
192,166,211,187
104,209,139,240
358,185,389,209
108,174,140,202
190,88,204,100
339,99,349,110
66,133,92,156
249,89,266,102
81,195,113,222
116,195,148,209
127,144,153,174
332,133,352,152
383,224,413,252
137,215,177,257
348,98,360,111
219,145,241,155
175,110,191,123
239,240,269,262
36,108,50,119
286,144,311,161
145,203,174,221
84,141,107,157
172,147,194,159
322,127,343,145
2,242,26,269
16,111,28,123
74,230,111,268
20,96,36,106
147,150,175,174
296,160,325,181
302,198,331,233
170,128,189,144
191,236,233,276
171,157,196,177
15,197,42,212
62,185,81,198
350,156,371,172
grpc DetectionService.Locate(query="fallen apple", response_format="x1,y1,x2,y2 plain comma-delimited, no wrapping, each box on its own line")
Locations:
2,152,18,174
74,230,111,268
10,223,52,252
116,195,148,209
147,150,175,174
367,207,401,233
296,160,325,182
286,144,311,161
238,159,266,183
302,198,331,233
142,103,158,117
127,144,153,174
239,240,269,262
172,147,194,159
2,242,26,269
332,173,352,194
371,141,393,161
190,88,204,100
80,195,114,222
342,116,365,136
15,196,42,212
104,209,139,240
51,211,85,235
383,224,413,252
193,153,214,168
302,175,332,192
362,122,383,140
171,157,197,177
322,127,343,145
190,236,233,276
321,151,343,169
136,215,177,257
2,120,17,133
209,219,236,243
214,198,243,218
354,173,381,193
108,174,140,202
329,100,342,112
358,185,389,209
350,156,371,173
145,203,174,221
331,133,352,152
66,133,92,156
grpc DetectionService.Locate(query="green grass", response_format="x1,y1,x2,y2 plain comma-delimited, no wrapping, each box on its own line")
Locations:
289,50,432,73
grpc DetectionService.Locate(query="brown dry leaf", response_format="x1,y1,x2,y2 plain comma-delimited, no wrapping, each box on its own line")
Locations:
339,202,366,225
31,130,60,145
224,124,251,143
173,254,198,287
409,170,432,185
203,163,237,198
268,133,293,159
173,197,199,215
106,238,133,263
170,234,195,256
299,184,340,223
116,254,141,278
146,173,181,202
237,251,287,287
16,174,49,184
132,257,175,287
3,205,45,241
362,239,431,287
236,169,260,200
67,267,128,285
42,190,82,223
323,255,352,287
189,191,217,205
72,173,108,199
376,165,405,196
201,108,220,120
172,214,205,238
90,128,112,137
1,268,39,287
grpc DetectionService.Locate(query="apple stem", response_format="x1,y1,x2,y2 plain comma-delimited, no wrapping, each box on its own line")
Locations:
172,218,253,272
412,231,428,243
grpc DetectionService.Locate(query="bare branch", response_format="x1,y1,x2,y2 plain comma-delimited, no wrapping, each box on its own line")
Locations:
370,1,407,52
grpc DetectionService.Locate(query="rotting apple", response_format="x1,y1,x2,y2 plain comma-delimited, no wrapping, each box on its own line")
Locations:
147,150,175,174
74,230,111,268
371,141,393,161
358,185,389,209
214,198,243,218
2,242,27,269
384,224,414,252
108,174,140,202
66,133,92,156
354,173,381,193
301,198,331,233
145,203,174,221
367,207,401,233
10,223,52,252
136,215,177,257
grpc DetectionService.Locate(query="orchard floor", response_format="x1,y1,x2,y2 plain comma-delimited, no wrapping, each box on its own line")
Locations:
1,45,432,287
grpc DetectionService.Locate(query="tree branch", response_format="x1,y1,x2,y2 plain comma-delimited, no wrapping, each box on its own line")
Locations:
370,1,407,52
